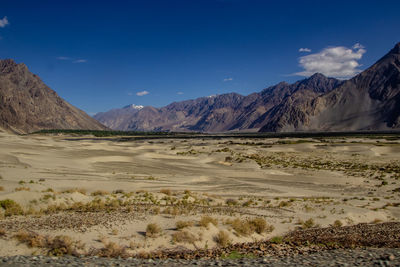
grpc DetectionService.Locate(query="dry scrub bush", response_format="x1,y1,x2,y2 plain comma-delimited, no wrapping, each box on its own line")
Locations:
146,223,161,237
160,189,172,196
214,230,231,247
15,187,30,192
172,231,197,244
333,220,343,227
0,228,6,237
0,199,24,217
199,216,218,227
0,186,4,191
225,198,238,206
15,231,84,256
227,217,273,236
95,241,128,258
176,220,194,230
91,190,109,196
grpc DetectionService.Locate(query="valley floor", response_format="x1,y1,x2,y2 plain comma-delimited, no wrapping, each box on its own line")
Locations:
0,130,399,259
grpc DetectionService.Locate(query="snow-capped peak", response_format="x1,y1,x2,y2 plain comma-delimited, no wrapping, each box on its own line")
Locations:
124,104,144,110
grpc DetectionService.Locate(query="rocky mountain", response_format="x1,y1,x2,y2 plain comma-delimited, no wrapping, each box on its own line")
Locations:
95,42,400,133
95,74,341,132
0,59,107,133
260,42,400,132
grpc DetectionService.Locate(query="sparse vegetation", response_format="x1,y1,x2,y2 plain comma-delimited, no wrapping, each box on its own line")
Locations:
214,230,231,246
146,223,162,237
199,216,218,227
0,199,24,216
14,231,84,256
176,220,195,230
172,231,197,244
270,236,284,244
160,189,172,196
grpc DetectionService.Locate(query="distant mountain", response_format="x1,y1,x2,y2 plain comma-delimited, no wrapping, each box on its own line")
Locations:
0,59,107,133
95,42,400,133
95,74,341,132
260,42,400,131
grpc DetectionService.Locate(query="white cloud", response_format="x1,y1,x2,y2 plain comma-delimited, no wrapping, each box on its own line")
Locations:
177,92,184,95
223,77,233,82
73,59,87,63
299,48,311,53
0,17,9,28
295,44,366,78
136,90,149,96
57,56,70,60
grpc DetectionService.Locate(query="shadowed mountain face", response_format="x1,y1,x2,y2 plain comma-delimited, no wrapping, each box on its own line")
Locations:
95,74,341,132
0,59,107,133
260,42,400,132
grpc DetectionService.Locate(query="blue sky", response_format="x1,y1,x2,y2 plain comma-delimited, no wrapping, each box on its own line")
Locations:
0,0,399,114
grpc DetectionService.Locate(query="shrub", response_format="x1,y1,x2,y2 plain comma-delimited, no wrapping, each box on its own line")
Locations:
199,216,218,227
146,223,161,237
91,190,109,196
172,231,197,244
0,199,24,216
229,218,253,236
333,220,343,227
160,189,172,196
248,217,273,234
14,231,85,256
214,230,230,246
225,198,238,206
96,241,128,258
176,220,194,230
0,228,6,236
270,236,283,244
15,187,30,192
0,186,4,191
302,218,316,229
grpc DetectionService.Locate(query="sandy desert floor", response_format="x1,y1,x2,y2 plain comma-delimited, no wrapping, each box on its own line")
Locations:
0,130,399,257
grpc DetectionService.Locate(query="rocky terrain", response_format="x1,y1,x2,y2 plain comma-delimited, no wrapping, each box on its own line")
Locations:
95,42,400,133
95,74,341,132
0,59,107,134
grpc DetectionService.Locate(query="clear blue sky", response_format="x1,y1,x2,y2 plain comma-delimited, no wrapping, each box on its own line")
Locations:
1,0,399,114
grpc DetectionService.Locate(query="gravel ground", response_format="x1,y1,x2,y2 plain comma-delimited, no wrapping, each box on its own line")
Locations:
0,248,399,267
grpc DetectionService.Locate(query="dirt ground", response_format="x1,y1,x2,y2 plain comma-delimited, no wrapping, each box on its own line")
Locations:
0,131,399,256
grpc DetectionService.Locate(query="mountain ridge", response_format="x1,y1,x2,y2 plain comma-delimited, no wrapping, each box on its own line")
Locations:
0,59,107,134
95,42,400,133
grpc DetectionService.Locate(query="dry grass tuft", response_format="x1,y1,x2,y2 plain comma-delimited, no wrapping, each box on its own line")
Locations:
176,220,195,230
333,220,343,227
214,230,231,247
146,223,162,237
95,241,128,258
172,231,197,244
199,216,218,228
14,230,84,256
160,189,172,196
0,228,6,237
91,190,109,196
0,186,4,191
15,187,30,192
0,199,24,217
227,217,273,236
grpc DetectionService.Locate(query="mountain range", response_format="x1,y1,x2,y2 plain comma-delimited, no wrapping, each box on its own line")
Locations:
0,59,106,133
95,42,400,132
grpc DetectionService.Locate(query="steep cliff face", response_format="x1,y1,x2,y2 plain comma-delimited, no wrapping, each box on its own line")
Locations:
0,59,107,133
260,42,400,132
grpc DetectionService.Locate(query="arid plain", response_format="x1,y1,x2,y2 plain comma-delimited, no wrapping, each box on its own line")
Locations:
0,130,399,257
